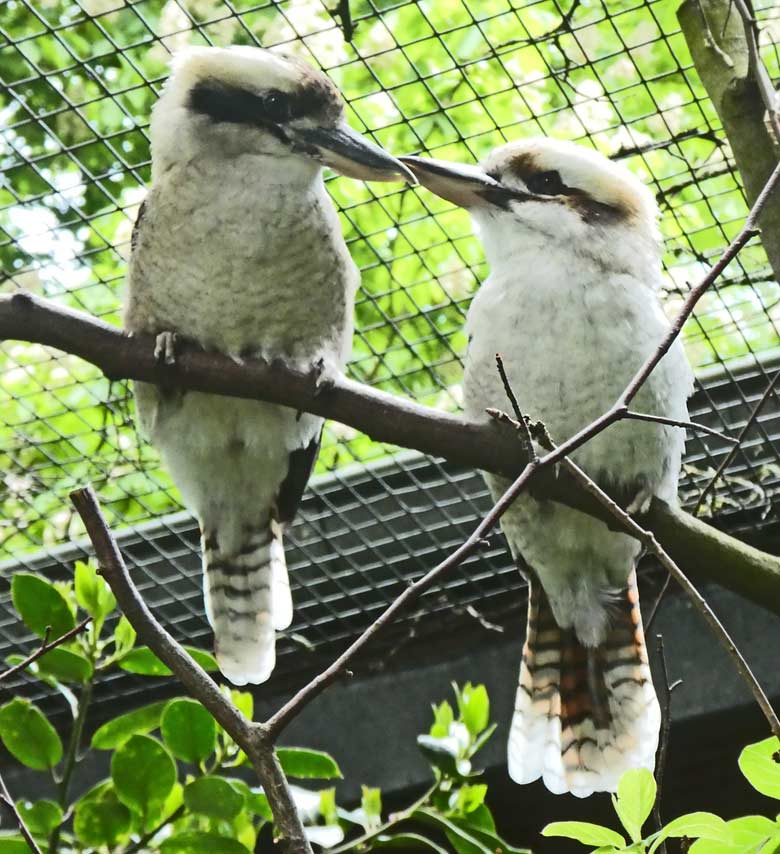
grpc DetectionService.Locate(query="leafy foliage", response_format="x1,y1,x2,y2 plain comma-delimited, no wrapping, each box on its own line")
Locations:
0,567,523,852
543,742,780,854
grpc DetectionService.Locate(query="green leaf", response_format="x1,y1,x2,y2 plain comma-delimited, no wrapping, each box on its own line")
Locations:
161,832,251,854
373,832,449,852
16,799,62,836
111,735,177,821
739,738,780,799
36,647,93,683
74,785,132,848
456,683,489,738
0,698,63,770
91,701,168,750
320,788,338,825
447,818,531,854
452,783,487,815
457,804,496,834
430,700,454,738
12,573,75,639
613,768,657,843
649,812,728,853
277,747,342,779
161,698,217,763
118,646,218,676
417,734,460,777
230,689,253,720
113,617,136,656
361,785,382,829
74,560,115,623
0,838,36,854
183,777,244,820
689,816,779,854
414,808,495,854
542,821,626,848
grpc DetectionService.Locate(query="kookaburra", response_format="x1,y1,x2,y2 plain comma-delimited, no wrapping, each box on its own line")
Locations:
403,140,693,797
125,46,412,685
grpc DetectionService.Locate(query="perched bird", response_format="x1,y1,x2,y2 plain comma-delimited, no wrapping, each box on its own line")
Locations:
403,140,693,797
125,45,412,685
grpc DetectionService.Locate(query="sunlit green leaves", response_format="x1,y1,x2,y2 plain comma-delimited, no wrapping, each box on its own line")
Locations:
16,799,62,837
74,560,115,629
91,701,168,750
738,737,780,799
11,573,75,639
613,768,657,843
277,747,342,779
649,812,727,853
0,698,62,770
542,821,626,849
160,699,217,764
111,735,176,821
118,647,218,676
161,832,251,854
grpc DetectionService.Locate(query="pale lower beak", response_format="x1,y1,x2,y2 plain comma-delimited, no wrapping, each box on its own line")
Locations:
400,155,512,208
293,123,417,184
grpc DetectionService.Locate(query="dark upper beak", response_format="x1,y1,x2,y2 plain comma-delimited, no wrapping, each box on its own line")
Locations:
400,155,519,208
292,122,417,184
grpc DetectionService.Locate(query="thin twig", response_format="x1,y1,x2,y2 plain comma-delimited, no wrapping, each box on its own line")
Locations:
0,618,91,683
264,459,539,738
0,770,44,854
624,410,739,444
653,634,683,853
693,366,780,514
495,352,537,462
122,804,186,854
560,454,780,739
69,486,312,854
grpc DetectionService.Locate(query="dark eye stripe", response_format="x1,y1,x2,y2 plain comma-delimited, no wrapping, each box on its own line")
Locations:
526,169,574,196
188,80,331,128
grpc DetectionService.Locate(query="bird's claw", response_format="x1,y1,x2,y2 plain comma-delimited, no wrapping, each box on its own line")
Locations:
154,331,178,366
626,483,653,515
311,356,336,396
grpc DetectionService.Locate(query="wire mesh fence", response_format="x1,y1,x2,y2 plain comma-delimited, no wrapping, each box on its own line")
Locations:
1,0,780,714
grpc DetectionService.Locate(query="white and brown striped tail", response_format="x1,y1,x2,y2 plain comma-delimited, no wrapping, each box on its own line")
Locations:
201,519,293,686
508,570,660,798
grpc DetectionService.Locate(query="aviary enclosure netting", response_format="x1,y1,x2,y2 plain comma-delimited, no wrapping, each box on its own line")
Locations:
1,0,779,718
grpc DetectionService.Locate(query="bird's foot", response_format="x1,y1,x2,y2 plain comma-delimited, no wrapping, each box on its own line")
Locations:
154,331,178,366
626,483,653,515
311,356,336,397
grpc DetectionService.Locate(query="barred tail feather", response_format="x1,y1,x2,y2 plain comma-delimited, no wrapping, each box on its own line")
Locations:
508,571,660,798
202,523,288,686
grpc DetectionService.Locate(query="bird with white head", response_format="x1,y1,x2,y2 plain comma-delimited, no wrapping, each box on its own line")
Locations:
403,139,694,797
126,45,413,686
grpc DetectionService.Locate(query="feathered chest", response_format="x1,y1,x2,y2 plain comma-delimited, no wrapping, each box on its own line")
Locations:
125,158,358,362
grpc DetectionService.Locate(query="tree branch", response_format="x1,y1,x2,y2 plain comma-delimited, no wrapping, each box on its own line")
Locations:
69,486,312,854
3,291,780,617
0,618,91,683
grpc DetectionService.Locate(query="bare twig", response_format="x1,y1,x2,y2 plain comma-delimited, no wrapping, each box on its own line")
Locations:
653,634,683,851
495,352,537,463
264,459,539,738
69,486,312,854
624,409,739,444
560,454,780,739
0,770,44,854
0,618,91,683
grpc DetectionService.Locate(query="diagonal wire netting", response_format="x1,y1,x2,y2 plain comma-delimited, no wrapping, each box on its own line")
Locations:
1,0,779,714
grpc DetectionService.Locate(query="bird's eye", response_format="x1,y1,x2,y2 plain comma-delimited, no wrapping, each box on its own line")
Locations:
526,170,568,195
263,90,292,123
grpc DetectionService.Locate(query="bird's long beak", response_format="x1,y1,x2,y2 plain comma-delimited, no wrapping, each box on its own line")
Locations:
292,122,416,183
400,155,512,208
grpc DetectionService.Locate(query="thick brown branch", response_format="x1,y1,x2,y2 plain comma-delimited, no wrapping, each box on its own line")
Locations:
2,292,780,617
0,618,91,683
69,486,312,854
